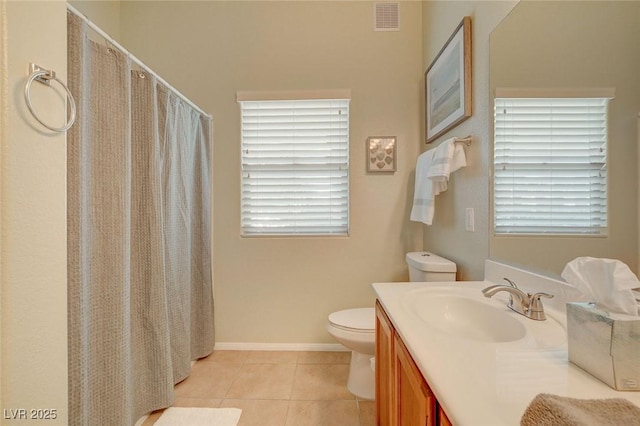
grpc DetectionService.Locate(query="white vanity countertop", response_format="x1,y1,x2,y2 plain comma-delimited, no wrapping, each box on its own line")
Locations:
373,280,640,426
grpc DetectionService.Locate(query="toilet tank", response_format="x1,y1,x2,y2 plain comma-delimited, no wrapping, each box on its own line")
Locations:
406,252,456,282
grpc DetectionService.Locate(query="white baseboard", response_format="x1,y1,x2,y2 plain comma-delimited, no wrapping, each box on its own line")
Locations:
213,342,349,352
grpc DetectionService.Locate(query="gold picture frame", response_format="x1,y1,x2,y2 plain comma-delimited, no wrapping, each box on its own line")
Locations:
425,16,472,143
367,136,396,173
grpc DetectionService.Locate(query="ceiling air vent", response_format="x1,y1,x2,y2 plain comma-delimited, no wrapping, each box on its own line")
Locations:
374,2,399,32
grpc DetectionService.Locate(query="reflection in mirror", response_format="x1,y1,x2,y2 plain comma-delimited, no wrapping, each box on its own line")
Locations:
489,1,640,276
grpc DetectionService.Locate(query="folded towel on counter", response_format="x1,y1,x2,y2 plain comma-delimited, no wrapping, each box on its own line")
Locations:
521,393,640,426
410,138,467,225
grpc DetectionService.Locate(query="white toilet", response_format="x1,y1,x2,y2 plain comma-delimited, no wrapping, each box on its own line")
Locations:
326,251,456,400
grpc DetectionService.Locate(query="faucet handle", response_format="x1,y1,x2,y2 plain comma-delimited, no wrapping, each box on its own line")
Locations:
527,292,554,320
531,292,554,300
503,277,518,288
529,292,554,311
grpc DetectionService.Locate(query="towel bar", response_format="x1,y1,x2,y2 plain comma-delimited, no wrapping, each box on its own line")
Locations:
454,136,472,146
24,63,76,132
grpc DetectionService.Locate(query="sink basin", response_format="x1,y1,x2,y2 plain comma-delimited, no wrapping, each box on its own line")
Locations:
402,289,527,343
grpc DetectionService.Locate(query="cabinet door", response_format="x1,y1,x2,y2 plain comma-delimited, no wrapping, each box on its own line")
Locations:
394,335,436,426
438,405,453,426
375,301,395,426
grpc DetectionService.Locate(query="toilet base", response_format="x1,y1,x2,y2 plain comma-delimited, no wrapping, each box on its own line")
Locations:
347,350,375,400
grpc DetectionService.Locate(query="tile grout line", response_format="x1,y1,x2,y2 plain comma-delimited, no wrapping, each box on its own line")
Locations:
282,359,301,426
221,357,244,401
355,398,362,426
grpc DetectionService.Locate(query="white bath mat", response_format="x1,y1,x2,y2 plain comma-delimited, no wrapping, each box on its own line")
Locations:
154,407,242,426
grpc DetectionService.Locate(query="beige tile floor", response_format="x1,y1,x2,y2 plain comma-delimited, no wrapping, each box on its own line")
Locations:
143,350,375,426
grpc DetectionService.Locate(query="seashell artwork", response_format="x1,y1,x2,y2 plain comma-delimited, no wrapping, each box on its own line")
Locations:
366,136,396,172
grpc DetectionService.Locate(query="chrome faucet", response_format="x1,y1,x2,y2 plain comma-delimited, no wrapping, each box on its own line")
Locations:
481,278,554,321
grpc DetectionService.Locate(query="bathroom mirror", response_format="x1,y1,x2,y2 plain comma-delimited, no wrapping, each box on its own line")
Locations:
489,1,640,276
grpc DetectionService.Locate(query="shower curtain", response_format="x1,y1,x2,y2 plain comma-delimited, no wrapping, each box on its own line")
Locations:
66,13,214,425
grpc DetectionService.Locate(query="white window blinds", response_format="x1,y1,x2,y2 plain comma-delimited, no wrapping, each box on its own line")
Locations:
493,96,609,235
240,98,350,236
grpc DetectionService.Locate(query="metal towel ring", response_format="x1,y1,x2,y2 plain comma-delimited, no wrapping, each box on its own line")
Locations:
24,63,76,132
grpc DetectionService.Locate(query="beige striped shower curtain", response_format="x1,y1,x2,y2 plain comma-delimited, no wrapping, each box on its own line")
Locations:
67,13,213,426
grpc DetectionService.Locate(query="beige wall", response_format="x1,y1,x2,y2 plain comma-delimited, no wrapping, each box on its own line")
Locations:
420,1,517,280
489,1,640,276
116,1,424,344
1,0,68,422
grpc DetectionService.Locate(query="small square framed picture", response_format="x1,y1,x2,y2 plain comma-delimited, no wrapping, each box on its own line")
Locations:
367,136,396,173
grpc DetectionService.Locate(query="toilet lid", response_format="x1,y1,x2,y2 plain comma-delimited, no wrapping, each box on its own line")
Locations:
328,308,375,332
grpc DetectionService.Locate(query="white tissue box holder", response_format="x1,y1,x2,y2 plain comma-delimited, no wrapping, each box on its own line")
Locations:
566,302,640,391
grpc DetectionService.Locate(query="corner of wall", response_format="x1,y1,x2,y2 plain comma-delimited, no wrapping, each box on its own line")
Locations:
418,1,518,281
0,0,7,405
69,0,122,41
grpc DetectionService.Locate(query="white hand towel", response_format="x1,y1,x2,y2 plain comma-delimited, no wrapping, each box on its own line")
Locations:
410,138,467,225
429,138,467,183
410,148,439,225
449,142,468,175
427,138,456,182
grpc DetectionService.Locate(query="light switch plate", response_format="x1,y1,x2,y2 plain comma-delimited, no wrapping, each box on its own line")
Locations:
465,208,475,232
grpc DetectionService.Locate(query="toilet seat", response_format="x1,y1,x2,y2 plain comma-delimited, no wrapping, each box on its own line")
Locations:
328,308,375,333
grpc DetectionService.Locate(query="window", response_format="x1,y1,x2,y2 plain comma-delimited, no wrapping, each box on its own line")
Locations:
239,94,350,236
493,93,611,235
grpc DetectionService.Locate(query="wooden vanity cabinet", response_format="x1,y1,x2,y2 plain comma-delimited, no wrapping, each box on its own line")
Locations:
395,334,436,425
375,301,449,426
438,406,453,426
375,301,395,425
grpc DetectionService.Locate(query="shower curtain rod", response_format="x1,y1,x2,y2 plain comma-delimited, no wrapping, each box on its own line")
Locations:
66,3,212,119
